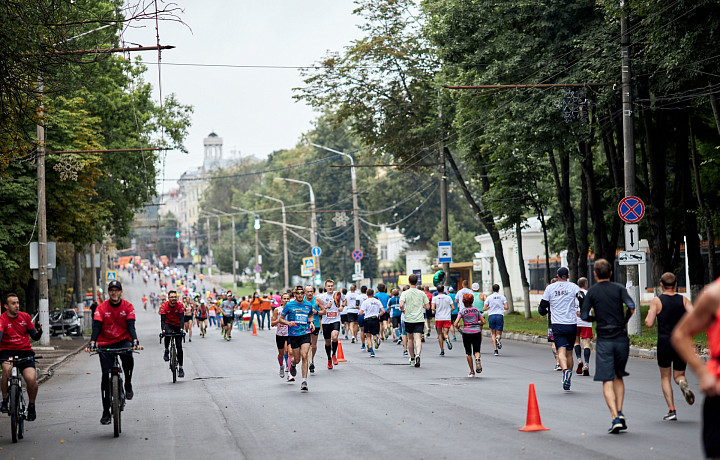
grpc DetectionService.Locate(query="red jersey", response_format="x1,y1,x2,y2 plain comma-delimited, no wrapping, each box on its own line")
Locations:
159,301,184,327
0,311,35,351
93,300,136,346
198,304,209,318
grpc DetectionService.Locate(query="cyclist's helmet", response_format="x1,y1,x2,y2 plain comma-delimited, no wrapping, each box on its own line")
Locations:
108,280,123,291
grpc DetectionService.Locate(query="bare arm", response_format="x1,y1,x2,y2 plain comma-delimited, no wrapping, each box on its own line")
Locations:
645,297,661,328
503,302,509,311
271,308,280,327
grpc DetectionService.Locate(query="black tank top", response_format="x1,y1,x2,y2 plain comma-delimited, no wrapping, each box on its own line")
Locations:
657,294,686,338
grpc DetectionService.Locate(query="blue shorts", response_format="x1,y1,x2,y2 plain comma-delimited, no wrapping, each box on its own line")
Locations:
358,314,365,328
488,314,504,331
552,323,578,350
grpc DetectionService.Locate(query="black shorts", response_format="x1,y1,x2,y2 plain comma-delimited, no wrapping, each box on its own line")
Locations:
322,322,341,337
379,312,389,322
184,315,194,322
391,316,401,328
594,337,630,382
364,317,380,335
288,334,311,349
199,317,207,322
275,335,288,349
462,332,482,356
405,321,425,335
347,313,359,323
0,350,36,371
425,309,435,319
340,314,348,323
451,313,458,323
223,315,234,326
704,395,720,458
657,337,687,371
311,325,320,336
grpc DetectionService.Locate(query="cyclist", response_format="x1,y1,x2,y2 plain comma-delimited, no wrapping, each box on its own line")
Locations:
159,290,186,378
0,293,42,421
85,280,140,425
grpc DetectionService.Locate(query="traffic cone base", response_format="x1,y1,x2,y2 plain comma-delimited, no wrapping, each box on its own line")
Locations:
336,341,347,362
519,383,549,432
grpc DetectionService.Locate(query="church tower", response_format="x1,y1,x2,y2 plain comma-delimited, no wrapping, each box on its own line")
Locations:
203,132,223,171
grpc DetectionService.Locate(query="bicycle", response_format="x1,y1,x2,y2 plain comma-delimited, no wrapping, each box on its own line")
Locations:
3,355,41,443
90,347,138,437
159,331,185,383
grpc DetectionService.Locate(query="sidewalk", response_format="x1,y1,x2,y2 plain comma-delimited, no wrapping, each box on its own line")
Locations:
33,337,87,384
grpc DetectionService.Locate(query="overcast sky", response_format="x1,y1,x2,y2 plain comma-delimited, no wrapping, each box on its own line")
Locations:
123,1,363,194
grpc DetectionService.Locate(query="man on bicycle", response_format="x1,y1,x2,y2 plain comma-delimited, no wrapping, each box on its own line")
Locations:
159,290,186,377
0,293,42,421
86,280,139,425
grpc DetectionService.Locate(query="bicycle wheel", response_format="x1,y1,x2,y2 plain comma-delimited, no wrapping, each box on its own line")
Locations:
171,344,177,383
9,384,18,443
111,375,121,437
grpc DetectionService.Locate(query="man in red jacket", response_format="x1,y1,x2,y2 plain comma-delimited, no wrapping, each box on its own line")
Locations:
159,290,186,377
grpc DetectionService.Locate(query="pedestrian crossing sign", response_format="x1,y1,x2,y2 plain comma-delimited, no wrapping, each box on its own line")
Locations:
106,270,117,282
302,257,316,270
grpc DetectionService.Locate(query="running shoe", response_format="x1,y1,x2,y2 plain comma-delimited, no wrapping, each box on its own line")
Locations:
679,380,695,405
188,337,192,342
496,337,502,349
555,363,562,371
663,410,677,421
414,355,421,368
608,417,623,434
403,350,408,356
446,338,453,350
453,335,457,342
440,350,445,356
582,365,590,376
332,355,338,366
375,337,380,349
494,350,499,356
290,363,297,377
100,411,112,425
617,411,627,429
468,372,475,377
178,367,185,378
279,367,285,378
396,339,403,345
125,384,134,401
370,350,375,357
327,359,333,369
309,362,315,373
300,381,308,392
26,404,36,421
287,375,295,382
163,350,170,362
351,337,356,344
360,345,366,351
475,358,482,374
562,370,571,390
367,346,372,353
576,361,584,374
344,335,349,340
409,357,416,366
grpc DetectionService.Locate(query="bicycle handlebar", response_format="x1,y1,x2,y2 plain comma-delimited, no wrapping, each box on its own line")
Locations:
158,331,186,343
2,356,42,364
89,347,139,356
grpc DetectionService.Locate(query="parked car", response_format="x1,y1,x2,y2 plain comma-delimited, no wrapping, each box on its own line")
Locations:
49,309,83,336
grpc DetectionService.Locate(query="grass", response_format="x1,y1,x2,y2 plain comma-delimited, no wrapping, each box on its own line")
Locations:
219,284,256,297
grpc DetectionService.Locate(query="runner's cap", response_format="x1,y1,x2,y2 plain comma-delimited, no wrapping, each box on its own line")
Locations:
471,283,480,291
108,280,122,291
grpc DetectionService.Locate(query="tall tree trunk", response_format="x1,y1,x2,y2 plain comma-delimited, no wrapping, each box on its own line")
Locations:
579,139,611,262
689,113,717,280
445,147,513,311
547,148,579,280
516,223,531,318
578,168,589,279
74,250,84,305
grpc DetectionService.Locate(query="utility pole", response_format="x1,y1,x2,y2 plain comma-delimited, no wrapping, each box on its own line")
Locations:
621,3,641,336
438,93,450,288
213,209,237,292
91,243,98,306
100,242,107,301
36,76,49,345
256,194,289,292
274,178,319,283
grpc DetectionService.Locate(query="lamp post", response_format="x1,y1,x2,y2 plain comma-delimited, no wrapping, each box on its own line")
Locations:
255,193,289,291
201,211,222,271
212,209,236,291
274,177,319,282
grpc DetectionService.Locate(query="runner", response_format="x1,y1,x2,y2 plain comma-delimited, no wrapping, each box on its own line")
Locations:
345,285,360,343
359,288,385,358
317,280,345,369
539,268,579,390
672,277,720,459
580,259,635,434
142,294,148,311
388,288,402,343
304,285,320,372
454,292,485,377
644,272,695,420
484,284,509,356
574,277,593,376
279,286,315,391
431,285,454,356
340,288,350,340
271,292,292,379
184,297,194,342
375,283,391,340
423,285,434,338
357,286,368,350
221,292,237,341
197,299,209,338
159,290,186,378
400,274,430,367
448,287,458,342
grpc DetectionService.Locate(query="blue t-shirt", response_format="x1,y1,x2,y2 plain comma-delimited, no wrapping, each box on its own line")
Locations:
305,296,320,327
388,296,401,317
449,293,458,315
375,292,390,309
281,300,313,336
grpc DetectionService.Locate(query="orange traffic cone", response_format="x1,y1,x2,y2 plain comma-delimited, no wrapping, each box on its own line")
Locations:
519,383,549,432
336,341,347,362
252,320,258,336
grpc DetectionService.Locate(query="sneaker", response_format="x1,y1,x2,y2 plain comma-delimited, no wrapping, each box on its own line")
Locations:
494,350,499,356
409,357,416,366
476,358,482,374
300,381,308,392
496,338,502,350
290,363,297,377
468,371,475,377
453,335,457,342
583,365,590,376
576,361,584,374
403,350,409,356
309,362,315,373
279,367,285,378
415,355,421,368
663,410,677,421
178,367,185,378
360,345,366,351
421,336,425,343
287,375,295,382
370,350,375,357
332,355,338,365
344,336,349,340
367,346,372,353
375,337,380,349
617,411,627,429
163,350,170,362
100,411,112,425
679,380,695,405
446,338,453,350
26,404,36,421
327,359,333,369
0,399,8,413
351,337,356,344
555,363,562,371
125,384,134,401
440,350,445,356
563,370,572,390
188,337,191,342
608,417,623,434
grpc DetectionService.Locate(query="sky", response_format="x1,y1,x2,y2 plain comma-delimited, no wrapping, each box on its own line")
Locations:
122,1,364,194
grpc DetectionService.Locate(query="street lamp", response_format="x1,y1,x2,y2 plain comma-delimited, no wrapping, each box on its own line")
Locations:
256,193,289,291
212,209,237,291
274,177,319,281
200,210,223,272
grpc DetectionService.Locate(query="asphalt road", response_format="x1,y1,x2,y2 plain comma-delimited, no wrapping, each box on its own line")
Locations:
0,275,706,459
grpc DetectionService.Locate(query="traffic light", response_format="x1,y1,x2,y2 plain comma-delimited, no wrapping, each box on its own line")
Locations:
175,231,180,239
254,215,260,230
314,273,322,285
190,249,195,256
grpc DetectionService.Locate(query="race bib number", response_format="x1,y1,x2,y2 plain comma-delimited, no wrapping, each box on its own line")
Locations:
296,313,308,323
326,311,338,318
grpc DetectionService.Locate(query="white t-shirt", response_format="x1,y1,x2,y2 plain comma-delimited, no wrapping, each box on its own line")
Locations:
318,292,344,324
345,291,359,313
542,280,581,325
432,293,453,321
455,288,473,308
360,297,383,318
357,294,368,314
485,293,507,316
576,288,592,328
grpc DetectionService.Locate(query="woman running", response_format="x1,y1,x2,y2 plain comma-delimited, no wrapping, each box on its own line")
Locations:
271,292,293,381
454,293,485,377
184,297,194,342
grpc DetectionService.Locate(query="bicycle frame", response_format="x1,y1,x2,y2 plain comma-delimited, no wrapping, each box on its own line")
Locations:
3,355,40,443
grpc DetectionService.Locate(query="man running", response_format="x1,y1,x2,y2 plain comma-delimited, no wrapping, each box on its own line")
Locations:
375,283,391,340
388,288,402,343
345,285,360,343
484,284,509,356
431,285,454,355
341,288,350,340
317,280,345,369
357,286,368,350
0,293,42,421
304,285,320,372
359,289,385,358
272,292,292,379
159,290,186,378
280,286,315,391
539,268,579,390
575,277,593,376
221,292,237,340
645,272,695,420
580,259,635,434
400,274,430,367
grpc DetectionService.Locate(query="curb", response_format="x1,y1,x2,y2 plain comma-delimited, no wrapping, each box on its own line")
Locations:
37,343,87,385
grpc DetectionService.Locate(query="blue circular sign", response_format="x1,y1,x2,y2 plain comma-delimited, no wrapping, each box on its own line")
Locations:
351,250,363,261
618,196,645,224
311,246,322,257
